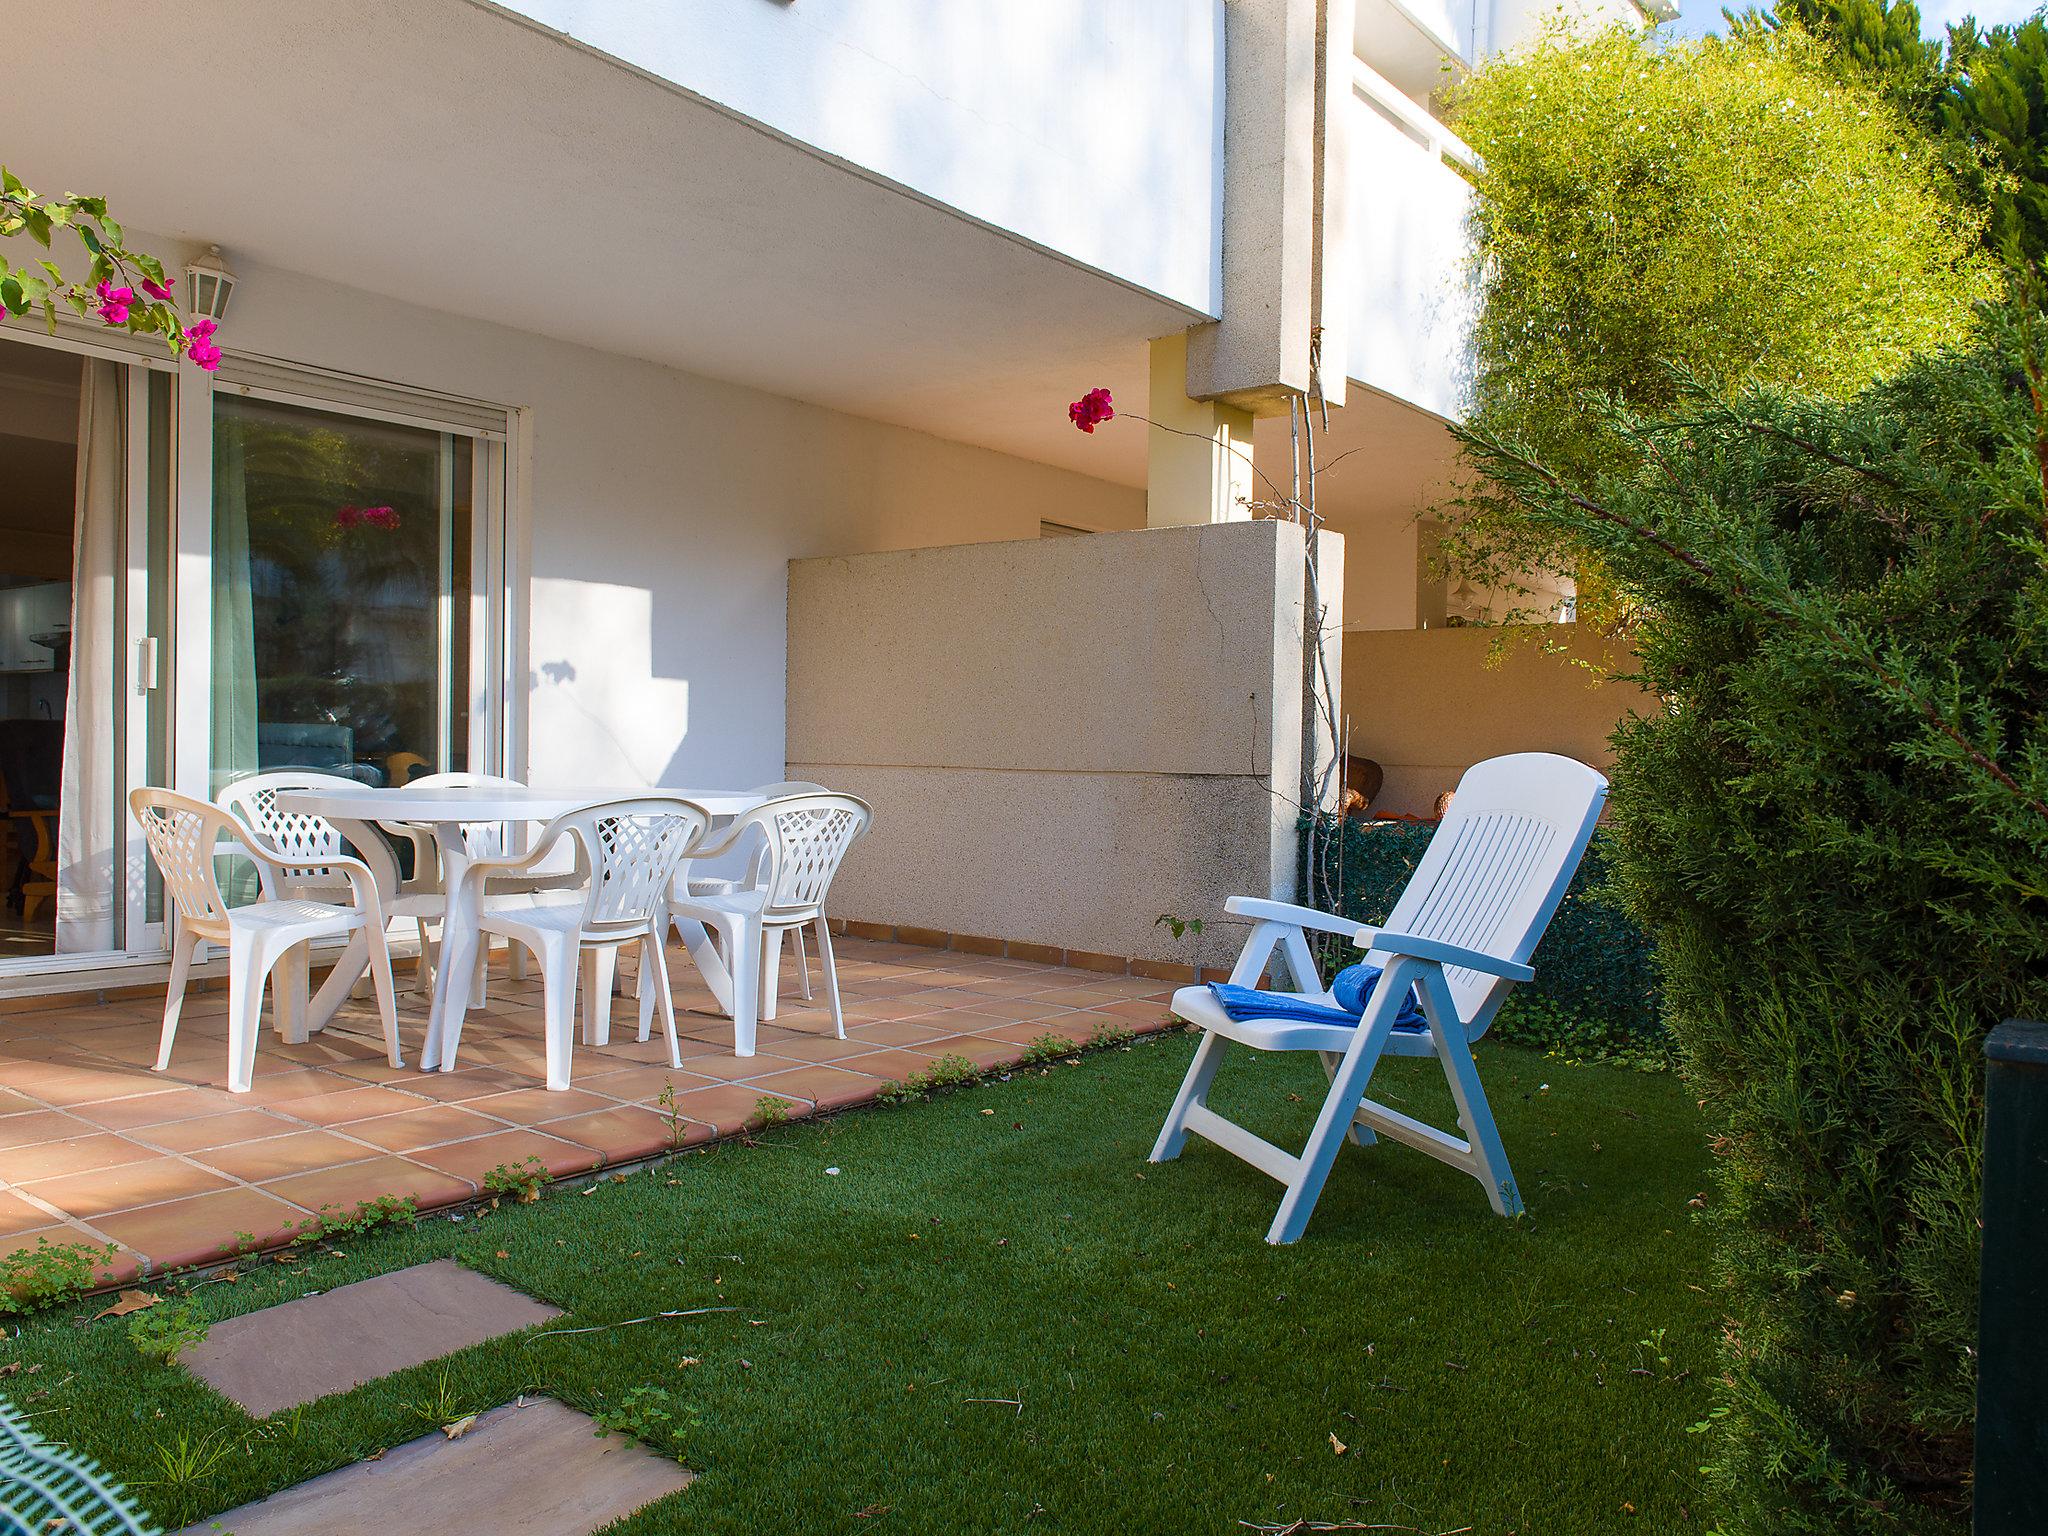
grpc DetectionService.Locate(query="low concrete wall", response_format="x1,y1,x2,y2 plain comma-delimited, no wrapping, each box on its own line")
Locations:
787,519,1341,970
1340,624,1649,815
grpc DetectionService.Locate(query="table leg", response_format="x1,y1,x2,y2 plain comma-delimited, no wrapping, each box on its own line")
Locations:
422,826,475,1073
673,915,735,1016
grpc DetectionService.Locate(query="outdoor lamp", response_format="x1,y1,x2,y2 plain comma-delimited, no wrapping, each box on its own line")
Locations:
184,245,236,321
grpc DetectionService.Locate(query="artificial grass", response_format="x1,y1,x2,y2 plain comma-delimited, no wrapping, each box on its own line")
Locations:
0,1032,1716,1534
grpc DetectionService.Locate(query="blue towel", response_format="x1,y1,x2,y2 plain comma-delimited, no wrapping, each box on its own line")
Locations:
1207,963,1427,1031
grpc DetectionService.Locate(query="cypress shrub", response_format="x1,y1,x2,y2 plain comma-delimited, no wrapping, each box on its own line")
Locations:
1456,291,2048,1533
1304,818,1662,1055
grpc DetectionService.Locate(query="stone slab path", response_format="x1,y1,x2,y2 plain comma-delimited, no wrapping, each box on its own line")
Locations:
182,1259,561,1416
174,1397,692,1535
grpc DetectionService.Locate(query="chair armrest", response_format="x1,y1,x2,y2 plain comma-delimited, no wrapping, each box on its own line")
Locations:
1362,928,1534,983
456,823,578,897
1222,895,1374,943
249,849,387,922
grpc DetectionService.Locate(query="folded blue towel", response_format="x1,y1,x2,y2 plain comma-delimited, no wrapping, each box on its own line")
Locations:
1208,963,1427,1031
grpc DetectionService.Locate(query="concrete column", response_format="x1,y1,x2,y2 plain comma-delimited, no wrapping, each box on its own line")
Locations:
1146,332,1257,527
1184,0,1320,411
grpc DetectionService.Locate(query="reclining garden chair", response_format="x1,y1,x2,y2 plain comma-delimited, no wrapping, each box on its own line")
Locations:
1149,752,1607,1243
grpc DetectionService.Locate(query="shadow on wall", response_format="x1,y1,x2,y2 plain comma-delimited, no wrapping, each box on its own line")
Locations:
1342,624,1649,817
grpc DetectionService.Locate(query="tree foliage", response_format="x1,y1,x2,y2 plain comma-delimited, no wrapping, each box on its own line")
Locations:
1442,23,1992,622
1455,285,2048,1535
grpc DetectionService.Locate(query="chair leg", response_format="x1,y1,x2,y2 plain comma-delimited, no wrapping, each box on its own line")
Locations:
641,933,681,1069
1437,1031,1523,1217
272,944,309,1045
363,921,404,1069
1267,1019,1398,1245
728,921,761,1057
1149,1029,1230,1162
581,946,618,1047
226,937,280,1094
413,918,434,996
154,928,198,1072
472,938,490,1007
1320,1049,1376,1148
760,929,783,1023
814,917,845,1039
540,939,579,1090
792,924,813,1001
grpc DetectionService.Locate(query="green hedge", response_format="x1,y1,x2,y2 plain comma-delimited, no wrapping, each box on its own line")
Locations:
1302,816,1662,1058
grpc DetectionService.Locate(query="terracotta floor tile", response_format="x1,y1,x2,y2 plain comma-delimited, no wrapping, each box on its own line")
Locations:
574,1065,719,1106
193,1130,384,1183
668,1049,810,1084
395,1066,532,1102
458,1086,618,1126
834,1046,948,1083
0,1109,88,1152
263,1155,475,1215
537,1106,691,1160
1,1130,163,1183
138,1108,305,1153
93,1186,307,1270
341,1104,513,1153
0,1187,58,1236
281,1083,434,1126
745,1065,882,1112
941,1035,1030,1072
661,1081,797,1136
4,1058,168,1107
742,1032,876,1064
70,1085,243,1131
25,1156,235,1220
841,1018,960,1048
0,1089,41,1115
403,1129,592,1186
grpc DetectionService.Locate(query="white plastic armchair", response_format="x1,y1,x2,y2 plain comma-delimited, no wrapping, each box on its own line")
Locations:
131,787,401,1093
1150,753,1608,1243
434,796,712,1089
667,791,871,1056
683,781,828,1001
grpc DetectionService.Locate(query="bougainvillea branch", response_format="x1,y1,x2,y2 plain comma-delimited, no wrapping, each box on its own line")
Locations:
0,166,218,369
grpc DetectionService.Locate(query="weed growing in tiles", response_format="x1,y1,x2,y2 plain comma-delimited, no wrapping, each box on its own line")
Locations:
0,1236,116,1317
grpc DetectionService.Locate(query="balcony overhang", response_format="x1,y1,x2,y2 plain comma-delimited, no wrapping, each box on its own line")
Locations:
7,0,1204,486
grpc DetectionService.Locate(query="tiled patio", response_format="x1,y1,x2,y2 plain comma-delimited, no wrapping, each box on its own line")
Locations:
0,936,1179,1284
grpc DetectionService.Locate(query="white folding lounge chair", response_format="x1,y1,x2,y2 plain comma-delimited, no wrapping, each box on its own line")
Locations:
1149,753,1608,1243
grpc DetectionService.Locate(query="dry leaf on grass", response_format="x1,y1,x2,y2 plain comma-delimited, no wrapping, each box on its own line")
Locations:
1328,1432,1348,1456
93,1290,158,1320
441,1414,479,1439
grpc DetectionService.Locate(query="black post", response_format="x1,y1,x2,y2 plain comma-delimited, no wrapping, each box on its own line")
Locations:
1977,1019,2048,1534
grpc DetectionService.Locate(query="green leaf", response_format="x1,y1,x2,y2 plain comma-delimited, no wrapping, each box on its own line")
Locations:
100,216,123,247
72,195,106,219
76,223,101,254
65,288,90,318
15,273,48,304
24,208,52,247
37,260,62,287
40,297,55,333
0,167,23,196
0,277,22,315
133,251,165,285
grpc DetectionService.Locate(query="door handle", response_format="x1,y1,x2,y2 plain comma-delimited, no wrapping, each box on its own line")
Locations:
136,636,159,693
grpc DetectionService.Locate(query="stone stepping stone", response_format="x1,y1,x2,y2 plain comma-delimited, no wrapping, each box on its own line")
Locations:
182,1259,561,1417
176,1397,692,1536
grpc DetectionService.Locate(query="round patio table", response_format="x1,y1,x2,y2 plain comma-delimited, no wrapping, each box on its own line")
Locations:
276,784,764,1073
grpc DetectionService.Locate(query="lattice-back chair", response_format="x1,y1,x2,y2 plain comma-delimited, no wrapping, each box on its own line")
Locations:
216,769,388,901
667,792,872,1056
682,781,828,1003
1149,753,1608,1242
433,797,713,1090
130,788,401,1093
0,1393,159,1535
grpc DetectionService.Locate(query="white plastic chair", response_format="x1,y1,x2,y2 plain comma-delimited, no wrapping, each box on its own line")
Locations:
131,787,401,1094
1150,753,1608,1243
436,796,712,1090
683,781,828,1002
666,792,871,1056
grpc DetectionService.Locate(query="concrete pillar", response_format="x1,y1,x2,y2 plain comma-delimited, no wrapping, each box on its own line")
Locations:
1146,332,1258,527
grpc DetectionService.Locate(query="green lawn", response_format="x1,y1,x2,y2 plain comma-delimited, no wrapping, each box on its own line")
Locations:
1,1032,1717,1534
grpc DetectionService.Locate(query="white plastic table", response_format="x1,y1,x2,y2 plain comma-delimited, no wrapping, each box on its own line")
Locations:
277,785,764,1072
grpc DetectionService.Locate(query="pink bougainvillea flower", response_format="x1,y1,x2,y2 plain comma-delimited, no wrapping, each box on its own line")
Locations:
187,317,217,340
139,275,175,302
94,281,135,326
1067,386,1115,433
188,337,222,371
363,505,400,529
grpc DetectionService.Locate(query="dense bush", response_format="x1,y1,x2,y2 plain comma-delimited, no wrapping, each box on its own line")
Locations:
1303,818,1662,1061
1443,21,1991,623
1457,288,2048,1534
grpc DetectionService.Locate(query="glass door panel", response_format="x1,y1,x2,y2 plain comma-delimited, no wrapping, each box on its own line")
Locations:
209,395,473,795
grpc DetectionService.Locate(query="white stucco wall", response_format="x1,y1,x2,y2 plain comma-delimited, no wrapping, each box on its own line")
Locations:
1342,93,1476,421
197,251,1144,793
493,0,1225,315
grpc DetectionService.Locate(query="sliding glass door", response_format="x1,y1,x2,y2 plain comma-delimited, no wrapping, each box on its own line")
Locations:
206,394,482,795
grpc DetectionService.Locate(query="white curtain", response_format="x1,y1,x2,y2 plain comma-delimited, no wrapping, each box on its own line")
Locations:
54,360,121,953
